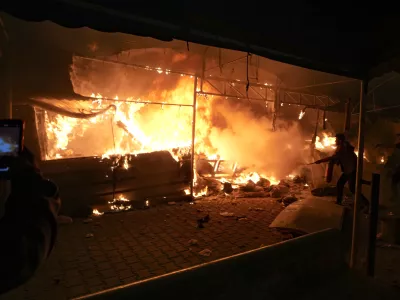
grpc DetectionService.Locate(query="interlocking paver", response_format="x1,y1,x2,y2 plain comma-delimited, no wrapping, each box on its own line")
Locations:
0,197,288,299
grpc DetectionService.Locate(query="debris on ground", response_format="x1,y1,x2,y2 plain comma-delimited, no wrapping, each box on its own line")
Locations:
57,215,73,224
237,216,248,221
197,214,210,228
239,180,256,192
293,175,305,184
85,233,94,238
270,185,290,198
220,212,235,217
257,178,271,188
280,195,298,206
168,201,176,205
249,207,265,211
223,182,234,194
199,249,212,257
83,218,93,224
188,239,199,246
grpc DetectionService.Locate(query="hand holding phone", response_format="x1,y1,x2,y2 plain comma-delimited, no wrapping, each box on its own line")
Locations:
0,119,24,177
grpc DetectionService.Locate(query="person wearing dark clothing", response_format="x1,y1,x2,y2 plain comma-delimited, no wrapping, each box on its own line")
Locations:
0,148,60,295
314,133,368,208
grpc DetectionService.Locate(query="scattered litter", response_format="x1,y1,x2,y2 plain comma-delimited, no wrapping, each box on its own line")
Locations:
199,249,212,257
280,195,298,206
57,215,73,224
85,233,94,238
83,218,93,224
220,212,235,217
188,239,199,246
197,214,210,228
168,202,176,205
237,217,248,221
249,207,265,211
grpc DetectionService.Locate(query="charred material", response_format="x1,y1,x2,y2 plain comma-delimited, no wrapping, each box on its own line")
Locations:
41,151,184,216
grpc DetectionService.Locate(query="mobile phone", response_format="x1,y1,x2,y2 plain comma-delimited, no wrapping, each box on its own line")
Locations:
0,119,24,173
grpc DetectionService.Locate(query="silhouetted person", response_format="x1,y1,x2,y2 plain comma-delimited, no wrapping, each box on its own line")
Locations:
0,148,60,295
314,133,368,209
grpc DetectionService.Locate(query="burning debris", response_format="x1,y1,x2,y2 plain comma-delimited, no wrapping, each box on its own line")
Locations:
108,195,132,212
92,209,104,216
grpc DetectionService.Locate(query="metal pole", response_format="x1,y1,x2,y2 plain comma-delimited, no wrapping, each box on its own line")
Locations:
367,173,380,277
0,16,12,119
190,77,198,199
350,80,368,268
272,89,279,131
311,109,320,152
344,98,351,132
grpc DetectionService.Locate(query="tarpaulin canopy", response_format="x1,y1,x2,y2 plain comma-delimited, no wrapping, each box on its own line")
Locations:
1,1,400,80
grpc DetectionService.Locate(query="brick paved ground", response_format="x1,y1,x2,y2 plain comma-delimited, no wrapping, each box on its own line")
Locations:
1,197,288,300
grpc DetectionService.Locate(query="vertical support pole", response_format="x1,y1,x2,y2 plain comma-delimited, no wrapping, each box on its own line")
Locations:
272,88,279,131
0,17,12,119
350,80,368,268
344,98,351,133
367,173,380,277
311,109,320,153
200,48,207,92
190,77,198,199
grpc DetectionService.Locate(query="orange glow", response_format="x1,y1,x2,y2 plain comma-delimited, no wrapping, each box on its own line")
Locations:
315,133,336,151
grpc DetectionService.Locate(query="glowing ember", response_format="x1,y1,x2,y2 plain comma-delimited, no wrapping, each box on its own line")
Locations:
92,208,104,216
380,156,385,163
298,110,306,120
123,156,129,170
354,150,369,161
232,172,279,186
184,187,208,198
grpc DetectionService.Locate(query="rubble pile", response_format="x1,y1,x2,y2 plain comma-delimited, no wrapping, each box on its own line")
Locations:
194,173,309,206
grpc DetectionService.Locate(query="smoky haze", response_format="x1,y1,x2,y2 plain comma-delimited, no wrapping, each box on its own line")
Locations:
208,101,305,179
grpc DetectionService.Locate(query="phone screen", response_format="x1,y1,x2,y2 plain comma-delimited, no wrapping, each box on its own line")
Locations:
0,120,24,173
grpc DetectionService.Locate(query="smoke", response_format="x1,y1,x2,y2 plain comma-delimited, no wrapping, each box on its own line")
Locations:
208,101,305,179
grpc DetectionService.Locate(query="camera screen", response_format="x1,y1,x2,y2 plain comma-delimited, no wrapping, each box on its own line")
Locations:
0,126,21,156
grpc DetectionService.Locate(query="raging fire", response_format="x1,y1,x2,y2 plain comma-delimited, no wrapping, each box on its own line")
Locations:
40,61,307,210
315,133,336,151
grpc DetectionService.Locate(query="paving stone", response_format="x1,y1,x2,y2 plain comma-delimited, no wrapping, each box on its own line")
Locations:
0,198,289,300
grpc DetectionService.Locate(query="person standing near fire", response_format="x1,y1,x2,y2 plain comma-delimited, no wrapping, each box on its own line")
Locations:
313,133,368,210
